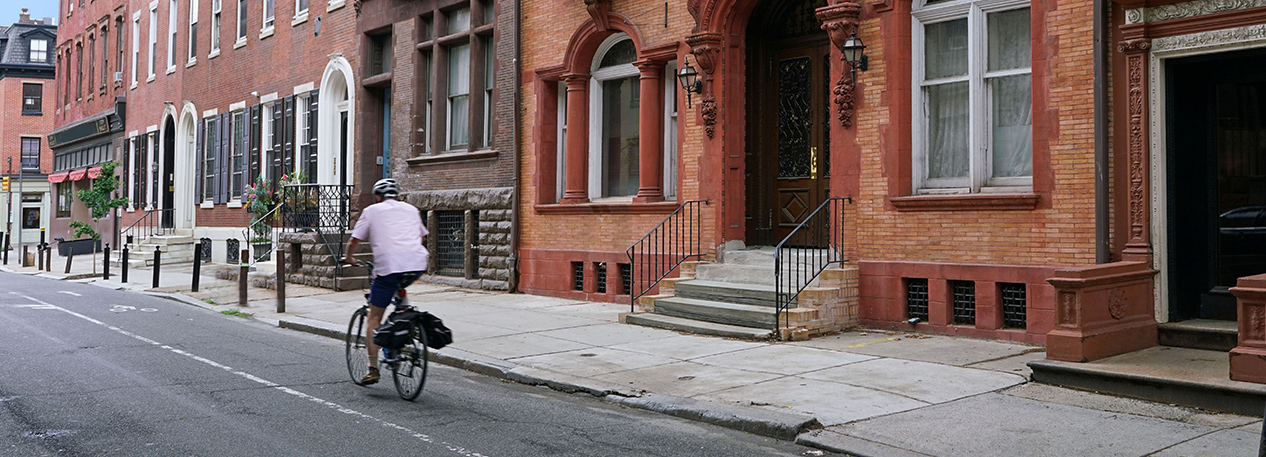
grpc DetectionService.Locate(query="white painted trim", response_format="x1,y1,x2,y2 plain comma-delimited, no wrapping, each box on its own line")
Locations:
327,0,345,12
318,57,356,186
293,82,314,94
178,101,199,229
202,108,218,117
146,124,159,133
291,11,308,26
588,33,638,198
260,92,278,103
129,129,140,137
208,48,220,59
229,101,246,111
233,37,246,49
259,26,274,39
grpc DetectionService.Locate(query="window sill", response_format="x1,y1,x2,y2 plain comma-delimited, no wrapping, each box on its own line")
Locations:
146,74,156,83
406,149,497,166
292,12,309,26
227,200,243,209
361,72,392,88
166,65,176,75
209,48,221,59
888,193,1040,211
259,26,274,39
22,111,43,116
326,0,344,12
130,82,138,90
200,201,214,209
534,200,681,215
186,57,196,68
233,38,247,50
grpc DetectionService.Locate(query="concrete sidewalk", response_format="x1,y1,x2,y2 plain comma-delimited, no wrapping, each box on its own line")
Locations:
3,256,1262,456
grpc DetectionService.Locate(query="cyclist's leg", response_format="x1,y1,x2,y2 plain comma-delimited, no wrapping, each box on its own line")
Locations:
365,273,401,369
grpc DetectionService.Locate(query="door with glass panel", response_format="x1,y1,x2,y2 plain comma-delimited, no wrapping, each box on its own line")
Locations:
761,46,831,245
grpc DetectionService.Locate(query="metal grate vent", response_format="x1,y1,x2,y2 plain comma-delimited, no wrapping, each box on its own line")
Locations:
572,262,585,291
226,238,240,264
200,237,212,263
596,262,607,294
1001,283,1027,329
952,280,976,325
619,263,631,295
906,278,929,322
435,211,465,277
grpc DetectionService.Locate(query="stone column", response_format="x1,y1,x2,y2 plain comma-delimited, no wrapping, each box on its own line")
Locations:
1119,39,1153,264
633,60,664,203
561,73,590,204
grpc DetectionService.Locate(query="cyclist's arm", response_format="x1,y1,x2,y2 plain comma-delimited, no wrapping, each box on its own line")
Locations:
344,236,363,265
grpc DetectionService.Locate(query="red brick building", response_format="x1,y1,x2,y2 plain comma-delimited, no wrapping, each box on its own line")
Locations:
1,9,57,251
519,0,1266,380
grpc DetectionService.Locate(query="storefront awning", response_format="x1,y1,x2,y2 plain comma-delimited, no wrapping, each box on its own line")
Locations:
67,169,87,181
87,167,102,179
47,172,68,183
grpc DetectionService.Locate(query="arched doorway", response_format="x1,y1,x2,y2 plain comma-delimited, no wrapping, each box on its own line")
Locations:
161,115,176,228
177,105,198,229
744,0,831,245
319,57,355,186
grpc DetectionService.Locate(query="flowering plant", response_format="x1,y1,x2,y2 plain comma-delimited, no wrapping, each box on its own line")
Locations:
244,174,276,242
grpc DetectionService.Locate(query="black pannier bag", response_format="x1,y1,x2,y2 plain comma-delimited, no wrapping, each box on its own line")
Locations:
419,312,452,350
373,309,424,350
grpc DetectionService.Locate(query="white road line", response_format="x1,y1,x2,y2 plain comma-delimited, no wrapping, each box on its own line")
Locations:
20,294,488,457
58,291,82,297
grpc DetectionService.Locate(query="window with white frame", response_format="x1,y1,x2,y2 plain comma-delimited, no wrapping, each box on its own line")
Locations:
148,4,157,79
232,111,245,199
663,62,678,198
296,94,310,180
556,82,567,202
589,36,639,198
188,0,198,61
912,0,1031,193
447,42,470,150
131,13,140,85
29,39,48,62
296,0,308,17
168,0,178,70
211,0,221,52
237,0,248,42
263,0,274,29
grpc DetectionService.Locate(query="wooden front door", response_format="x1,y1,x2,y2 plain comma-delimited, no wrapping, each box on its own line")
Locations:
748,45,831,245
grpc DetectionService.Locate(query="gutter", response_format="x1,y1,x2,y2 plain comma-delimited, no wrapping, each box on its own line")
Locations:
1094,0,1110,263
508,0,522,293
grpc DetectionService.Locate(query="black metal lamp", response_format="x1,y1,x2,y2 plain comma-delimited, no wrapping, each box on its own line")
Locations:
841,32,868,85
677,57,702,109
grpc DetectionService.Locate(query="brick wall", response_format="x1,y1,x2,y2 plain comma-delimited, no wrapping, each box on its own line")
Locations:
1,77,56,174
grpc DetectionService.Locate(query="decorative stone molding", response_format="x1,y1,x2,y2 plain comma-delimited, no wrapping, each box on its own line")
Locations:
816,1,863,128
700,95,718,138
1119,39,1152,261
685,32,723,138
584,0,613,31
1126,0,1266,24
1046,262,1158,362
1230,273,1266,383
1151,24,1266,51
873,0,895,13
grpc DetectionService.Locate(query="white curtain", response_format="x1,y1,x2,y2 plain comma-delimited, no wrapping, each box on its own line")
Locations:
991,75,1032,177
928,82,969,179
448,44,470,147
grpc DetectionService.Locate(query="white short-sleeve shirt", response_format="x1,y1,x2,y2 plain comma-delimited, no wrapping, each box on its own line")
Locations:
350,198,430,276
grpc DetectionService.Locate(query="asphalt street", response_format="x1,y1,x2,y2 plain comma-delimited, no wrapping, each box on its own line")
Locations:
0,273,835,457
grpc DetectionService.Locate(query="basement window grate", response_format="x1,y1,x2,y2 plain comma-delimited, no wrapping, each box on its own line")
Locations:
906,278,929,322
226,238,240,264
595,262,607,294
1001,283,1027,329
572,262,584,291
952,280,976,325
619,263,631,295
435,211,465,277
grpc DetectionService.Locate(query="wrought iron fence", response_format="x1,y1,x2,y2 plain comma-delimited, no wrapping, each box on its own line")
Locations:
626,200,709,311
773,197,850,331
278,184,353,232
120,208,176,246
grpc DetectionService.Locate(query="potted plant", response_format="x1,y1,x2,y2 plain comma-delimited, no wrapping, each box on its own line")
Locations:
69,161,129,273
244,174,276,262
279,172,318,228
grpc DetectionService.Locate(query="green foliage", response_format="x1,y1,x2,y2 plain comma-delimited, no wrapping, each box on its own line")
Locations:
220,309,253,318
72,161,130,240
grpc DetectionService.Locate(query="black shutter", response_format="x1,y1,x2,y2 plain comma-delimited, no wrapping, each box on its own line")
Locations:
283,95,295,177
250,105,261,186
150,132,159,207
121,138,131,207
307,89,319,182
134,138,142,207
138,135,148,207
216,113,229,204
271,100,282,184
239,111,249,196
196,119,204,204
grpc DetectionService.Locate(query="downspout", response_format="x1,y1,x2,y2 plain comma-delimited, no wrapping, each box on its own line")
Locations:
507,0,522,293
1094,0,1110,263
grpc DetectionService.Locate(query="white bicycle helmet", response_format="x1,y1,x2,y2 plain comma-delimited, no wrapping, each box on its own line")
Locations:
372,178,400,198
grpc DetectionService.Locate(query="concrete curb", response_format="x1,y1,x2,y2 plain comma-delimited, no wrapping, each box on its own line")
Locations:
795,429,933,457
604,393,822,441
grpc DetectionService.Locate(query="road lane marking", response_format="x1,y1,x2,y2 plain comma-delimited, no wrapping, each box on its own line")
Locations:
10,304,59,310
20,294,489,457
59,291,82,297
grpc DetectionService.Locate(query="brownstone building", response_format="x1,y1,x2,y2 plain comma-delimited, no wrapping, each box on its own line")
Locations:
518,0,1266,383
1,9,56,252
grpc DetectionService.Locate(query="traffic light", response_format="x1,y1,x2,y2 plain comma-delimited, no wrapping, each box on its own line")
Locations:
1,176,8,192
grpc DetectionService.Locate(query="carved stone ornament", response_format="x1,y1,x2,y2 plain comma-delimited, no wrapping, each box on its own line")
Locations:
686,32,724,137
1137,0,1266,24
584,0,613,31
1059,291,1077,325
816,2,863,128
1251,305,1266,341
701,95,718,138
833,70,856,128
1121,39,1150,249
1108,289,1128,320
353,0,362,16
1152,24,1266,52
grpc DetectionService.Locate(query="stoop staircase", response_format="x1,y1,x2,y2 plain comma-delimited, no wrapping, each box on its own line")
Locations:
114,230,196,268
627,245,859,340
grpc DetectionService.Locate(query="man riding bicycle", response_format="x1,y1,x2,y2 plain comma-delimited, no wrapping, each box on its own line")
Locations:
343,178,429,385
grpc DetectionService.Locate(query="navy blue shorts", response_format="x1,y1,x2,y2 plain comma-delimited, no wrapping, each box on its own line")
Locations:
368,271,423,308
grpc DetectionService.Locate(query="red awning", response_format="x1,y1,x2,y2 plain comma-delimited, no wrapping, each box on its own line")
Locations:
87,167,102,179
67,169,87,181
47,172,69,183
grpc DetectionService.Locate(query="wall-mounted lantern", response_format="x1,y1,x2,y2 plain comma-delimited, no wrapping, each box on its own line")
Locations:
677,57,702,109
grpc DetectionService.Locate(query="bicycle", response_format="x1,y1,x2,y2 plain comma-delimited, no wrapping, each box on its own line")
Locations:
344,261,429,401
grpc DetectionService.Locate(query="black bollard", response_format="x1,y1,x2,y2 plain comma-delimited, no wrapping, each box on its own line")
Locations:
43,245,50,271
152,246,161,288
37,245,43,270
64,251,73,274
103,244,110,280
121,247,129,283
191,242,202,292
3,233,9,265
276,248,286,313
238,249,249,307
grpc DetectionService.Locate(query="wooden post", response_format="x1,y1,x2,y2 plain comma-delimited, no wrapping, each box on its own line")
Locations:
191,242,202,292
239,249,249,307
276,248,286,313
64,251,73,274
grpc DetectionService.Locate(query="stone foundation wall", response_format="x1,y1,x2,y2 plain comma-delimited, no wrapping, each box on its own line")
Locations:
403,188,513,291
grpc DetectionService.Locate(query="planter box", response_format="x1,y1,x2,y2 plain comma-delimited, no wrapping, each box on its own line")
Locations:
58,238,101,257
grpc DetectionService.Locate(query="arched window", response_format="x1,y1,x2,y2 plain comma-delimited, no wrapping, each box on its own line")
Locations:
589,35,640,198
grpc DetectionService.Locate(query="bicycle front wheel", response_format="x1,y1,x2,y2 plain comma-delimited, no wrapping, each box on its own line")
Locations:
393,323,429,401
346,307,371,386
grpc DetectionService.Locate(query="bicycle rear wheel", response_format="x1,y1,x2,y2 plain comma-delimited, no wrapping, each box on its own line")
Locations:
346,307,371,386
392,323,429,401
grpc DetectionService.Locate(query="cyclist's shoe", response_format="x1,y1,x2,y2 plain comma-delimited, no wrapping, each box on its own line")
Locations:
360,367,380,385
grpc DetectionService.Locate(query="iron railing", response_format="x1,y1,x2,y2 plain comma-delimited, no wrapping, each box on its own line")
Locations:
279,184,353,277
120,208,176,247
773,197,851,330
626,200,709,312
242,202,285,265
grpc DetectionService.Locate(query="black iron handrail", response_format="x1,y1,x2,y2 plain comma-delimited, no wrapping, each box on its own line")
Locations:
773,197,851,331
279,184,353,279
242,203,285,265
120,208,176,247
626,200,709,312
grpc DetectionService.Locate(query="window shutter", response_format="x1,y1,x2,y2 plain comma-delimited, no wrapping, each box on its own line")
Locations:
121,138,131,208
239,112,249,196
195,119,204,204
250,104,261,186
134,138,143,207
150,132,160,207
217,113,229,204
138,135,148,207
283,95,295,176
271,100,283,184
307,89,319,182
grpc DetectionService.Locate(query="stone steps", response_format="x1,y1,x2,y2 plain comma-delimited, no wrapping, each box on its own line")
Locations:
1157,319,1238,352
623,313,773,340
674,280,779,307
654,296,778,328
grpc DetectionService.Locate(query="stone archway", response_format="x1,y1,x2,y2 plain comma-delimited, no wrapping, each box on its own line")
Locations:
177,102,198,229
319,57,355,187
